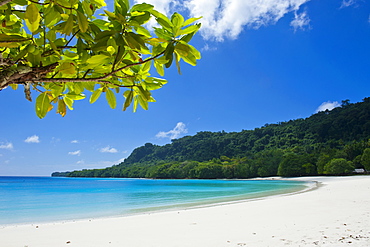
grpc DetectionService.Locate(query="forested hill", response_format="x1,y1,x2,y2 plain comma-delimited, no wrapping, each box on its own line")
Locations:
53,98,370,178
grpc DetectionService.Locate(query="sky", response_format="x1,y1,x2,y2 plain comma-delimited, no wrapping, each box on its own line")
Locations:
1,0,370,176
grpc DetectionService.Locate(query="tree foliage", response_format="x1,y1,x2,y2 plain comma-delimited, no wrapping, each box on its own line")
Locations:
52,98,370,178
324,158,354,175
0,0,201,118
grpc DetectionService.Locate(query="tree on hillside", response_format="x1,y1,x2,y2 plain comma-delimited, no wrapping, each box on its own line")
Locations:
361,148,370,171
324,158,354,175
0,0,201,118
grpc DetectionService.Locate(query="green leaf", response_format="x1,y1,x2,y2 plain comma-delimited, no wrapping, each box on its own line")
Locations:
35,92,51,119
136,86,151,101
151,10,173,31
137,95,148,110
123,90,133,111
180,32,195,43
90,88,103,103
12,0,27,5
105,89,117,109
183,17,202,27
63,96,74,110
171,12,184,33
91,0,106,7
56,0,73,8
26,53,42,67
131,3,153,12
125,32,148,52
86,54,110,65
154,27,173,41
81,0,93,16
63,15,74,35
164,42,175,68
82,82,96,92
44,6,61,27
77,11,89,33
25,4,41,34
48,83,65,98
133,96,138,112
178,24,201,36
57,62,76,74
113,43,126,65
57,99,67,117
66,93,86,100
175,52,181,75
104,10,117,20
154,60,164,76
115,0,129,16
144,82,164,90
180,51,197,66
0,34,31,48
135,25,151,37
175,43,190,57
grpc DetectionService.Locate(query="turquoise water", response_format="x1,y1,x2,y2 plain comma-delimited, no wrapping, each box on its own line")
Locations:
0,176,310,225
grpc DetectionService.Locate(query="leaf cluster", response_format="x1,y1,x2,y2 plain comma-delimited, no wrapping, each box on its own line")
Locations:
0,0,201,118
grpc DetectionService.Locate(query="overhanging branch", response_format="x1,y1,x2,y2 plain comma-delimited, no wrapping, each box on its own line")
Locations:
0,0,12,7
31,51,166,83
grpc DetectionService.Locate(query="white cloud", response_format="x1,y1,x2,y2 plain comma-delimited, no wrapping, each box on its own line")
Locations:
71,140,79,144
202,43,218,52
68,150,81,156
316,101,341,113
0,142,13,150
100,146,118,153
290,11,310,31
156,122,188,140
135,0,310,41
24,135,40,143
341,0,357,8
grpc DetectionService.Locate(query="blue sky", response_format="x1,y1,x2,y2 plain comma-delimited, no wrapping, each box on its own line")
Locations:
1,0,370,176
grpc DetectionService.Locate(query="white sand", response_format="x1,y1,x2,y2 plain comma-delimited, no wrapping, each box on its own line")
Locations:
1,176,370,247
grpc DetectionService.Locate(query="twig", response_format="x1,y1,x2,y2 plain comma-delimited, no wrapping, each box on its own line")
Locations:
0,0,12,7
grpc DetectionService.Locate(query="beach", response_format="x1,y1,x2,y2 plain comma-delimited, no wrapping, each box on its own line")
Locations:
0,176,369,247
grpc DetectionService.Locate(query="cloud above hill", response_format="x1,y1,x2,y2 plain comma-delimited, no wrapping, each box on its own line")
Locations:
316,101,341,113
156,122,188,140
100,146,119,153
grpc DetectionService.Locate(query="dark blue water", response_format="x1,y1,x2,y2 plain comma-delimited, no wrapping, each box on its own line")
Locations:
0,176,310,225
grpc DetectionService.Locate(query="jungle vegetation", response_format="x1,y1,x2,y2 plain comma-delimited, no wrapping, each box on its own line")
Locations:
53,98,370,178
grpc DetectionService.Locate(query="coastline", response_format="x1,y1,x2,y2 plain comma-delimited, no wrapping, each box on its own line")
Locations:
1,176,369,246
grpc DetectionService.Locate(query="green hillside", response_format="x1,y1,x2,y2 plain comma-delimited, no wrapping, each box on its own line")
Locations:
53,98,370,178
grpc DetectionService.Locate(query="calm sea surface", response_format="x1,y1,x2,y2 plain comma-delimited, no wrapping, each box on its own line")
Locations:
0,176,310,225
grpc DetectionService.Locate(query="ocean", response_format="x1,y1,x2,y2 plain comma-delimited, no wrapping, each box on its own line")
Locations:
0,176,310,225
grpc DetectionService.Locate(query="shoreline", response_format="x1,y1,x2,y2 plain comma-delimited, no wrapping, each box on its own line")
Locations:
1,176,370,246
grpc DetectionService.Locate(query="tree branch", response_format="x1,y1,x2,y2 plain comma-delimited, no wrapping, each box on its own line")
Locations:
31,51,166,83
0,0,12,7
0,38,33,43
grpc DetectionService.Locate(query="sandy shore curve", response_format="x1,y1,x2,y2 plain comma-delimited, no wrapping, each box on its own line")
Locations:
1,176,369,247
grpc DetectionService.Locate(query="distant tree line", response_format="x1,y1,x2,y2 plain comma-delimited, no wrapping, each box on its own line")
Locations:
53,98,370,178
